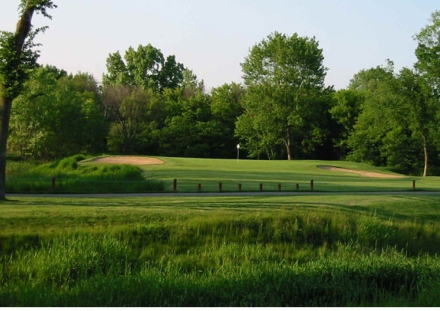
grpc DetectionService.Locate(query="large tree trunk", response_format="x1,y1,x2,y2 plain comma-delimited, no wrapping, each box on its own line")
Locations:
423,135,428,177
0,97,13,200
0,5,36,200
286,128,292,160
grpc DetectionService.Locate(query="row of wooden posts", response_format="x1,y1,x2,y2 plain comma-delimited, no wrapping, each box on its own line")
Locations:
173,180,314,192
172,179,419,192
48,177,419,192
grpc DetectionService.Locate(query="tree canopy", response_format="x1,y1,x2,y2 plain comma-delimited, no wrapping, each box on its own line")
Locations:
102,44,185,92
8,66,107,158
237,32,331,160
414,10,440,92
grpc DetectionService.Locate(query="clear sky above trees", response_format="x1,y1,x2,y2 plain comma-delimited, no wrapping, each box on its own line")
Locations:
0,0,437,90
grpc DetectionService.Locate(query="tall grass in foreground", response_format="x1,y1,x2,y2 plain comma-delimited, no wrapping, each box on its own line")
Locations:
1,208,440,307
5,155,164,193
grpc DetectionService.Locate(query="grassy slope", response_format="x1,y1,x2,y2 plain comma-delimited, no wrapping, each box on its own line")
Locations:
114,157,440,192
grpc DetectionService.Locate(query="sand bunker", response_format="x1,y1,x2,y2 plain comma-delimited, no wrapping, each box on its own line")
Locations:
317,165,403,178
90,156,164,165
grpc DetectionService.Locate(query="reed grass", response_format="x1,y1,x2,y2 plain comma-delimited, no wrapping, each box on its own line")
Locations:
1,195,440,306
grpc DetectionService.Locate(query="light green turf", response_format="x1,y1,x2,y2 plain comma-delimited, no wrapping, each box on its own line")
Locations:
88,157,437,193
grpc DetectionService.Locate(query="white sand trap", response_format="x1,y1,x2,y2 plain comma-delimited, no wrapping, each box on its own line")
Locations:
90,156,164,165
317,165,403,178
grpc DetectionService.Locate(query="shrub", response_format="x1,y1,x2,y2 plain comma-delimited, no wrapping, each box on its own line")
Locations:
5,156,164,193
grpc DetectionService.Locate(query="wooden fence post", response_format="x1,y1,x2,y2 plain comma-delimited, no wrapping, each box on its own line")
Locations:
198,184,202,192
260,183,263,191
173,179,177,192
238,184,242,192
412,180,416,191
296,183,299,191
278,184,281,191
219,182,223,192
310,180,314,191
51,177,56,191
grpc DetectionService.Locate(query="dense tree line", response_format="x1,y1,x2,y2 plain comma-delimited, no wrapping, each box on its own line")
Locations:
3,5,440,177
8,59,246,160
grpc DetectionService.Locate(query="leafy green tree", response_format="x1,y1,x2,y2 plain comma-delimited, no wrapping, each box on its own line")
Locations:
414,10,440,92
102,44,185,92
235,95,282,159
210,83,245,158
347,63,401,167
101,85,165,154
347,62,439,176
157,72,222,158
349,60,396,92
237,32,330,160
101,44,189,155
397,68,438,176
181,69,205,99
412,10,440,175
158,70,203,122
159,90,217,157
0,0,56,200
329,89,364,158
8,67,107,158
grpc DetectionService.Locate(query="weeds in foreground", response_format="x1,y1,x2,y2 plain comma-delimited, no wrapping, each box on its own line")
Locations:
1,209,440,307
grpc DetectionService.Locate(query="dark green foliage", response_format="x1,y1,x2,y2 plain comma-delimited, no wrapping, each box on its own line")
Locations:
329,89,364,158
414,10,440,92
159,90,218,157
101,85,165,154
346,62,440,175
237,32,333,160
102,44,185,92
210,83,246,158
8,66,108,159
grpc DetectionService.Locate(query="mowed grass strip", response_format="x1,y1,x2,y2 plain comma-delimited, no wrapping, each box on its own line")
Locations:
100,157,438,192
2,194,440,234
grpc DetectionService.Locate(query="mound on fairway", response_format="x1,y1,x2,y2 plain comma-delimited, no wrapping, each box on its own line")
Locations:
317,165,403,178
90,156,164,165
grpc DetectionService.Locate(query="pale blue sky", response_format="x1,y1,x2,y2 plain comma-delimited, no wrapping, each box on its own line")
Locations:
0,1,438,90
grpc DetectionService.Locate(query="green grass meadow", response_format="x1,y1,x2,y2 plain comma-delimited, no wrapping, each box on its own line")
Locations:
2,156,440,306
